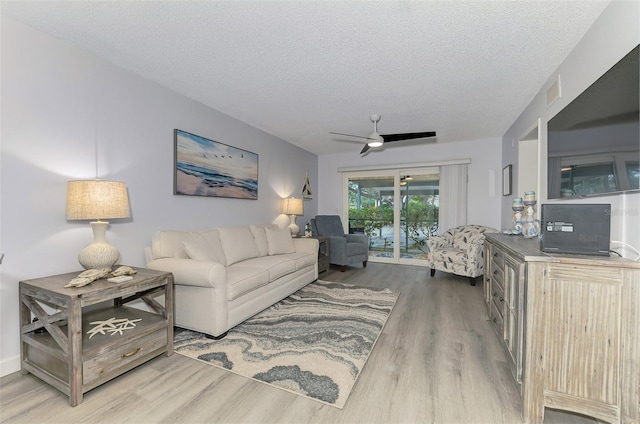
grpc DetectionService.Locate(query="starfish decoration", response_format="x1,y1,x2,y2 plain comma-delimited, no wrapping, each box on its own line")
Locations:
87,317,142,338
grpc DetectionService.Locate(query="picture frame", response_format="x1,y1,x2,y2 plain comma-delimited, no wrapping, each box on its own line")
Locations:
502,164,512,196
174,129,258,199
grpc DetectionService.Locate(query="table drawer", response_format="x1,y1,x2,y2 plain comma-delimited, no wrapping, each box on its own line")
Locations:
84,329,168,388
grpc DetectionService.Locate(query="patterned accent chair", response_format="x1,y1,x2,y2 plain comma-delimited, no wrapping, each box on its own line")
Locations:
311,215,369,272
426,225,500,286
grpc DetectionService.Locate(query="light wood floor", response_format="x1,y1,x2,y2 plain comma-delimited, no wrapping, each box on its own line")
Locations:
1,263,601,424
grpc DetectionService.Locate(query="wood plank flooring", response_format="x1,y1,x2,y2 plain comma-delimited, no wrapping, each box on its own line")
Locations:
1,263,601,423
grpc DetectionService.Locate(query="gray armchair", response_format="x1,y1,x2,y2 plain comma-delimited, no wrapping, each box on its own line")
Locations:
311,215,369,272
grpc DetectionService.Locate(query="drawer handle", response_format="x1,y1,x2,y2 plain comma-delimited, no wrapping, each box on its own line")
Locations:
492,318,497,323
122,347,141,358
493,270,498,275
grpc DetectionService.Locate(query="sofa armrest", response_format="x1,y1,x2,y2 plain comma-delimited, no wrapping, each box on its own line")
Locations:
293,237,319,255
146,258,226,289
144,246,154,264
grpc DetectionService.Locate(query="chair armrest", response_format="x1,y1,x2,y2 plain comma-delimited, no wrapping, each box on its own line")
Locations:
328,236,347,260
146,258,226,289
345,233,368,245
427,235,449,251
466,234,488,265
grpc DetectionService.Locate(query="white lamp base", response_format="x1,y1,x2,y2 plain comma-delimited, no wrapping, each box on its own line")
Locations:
78,221,120,269
288,215,300,236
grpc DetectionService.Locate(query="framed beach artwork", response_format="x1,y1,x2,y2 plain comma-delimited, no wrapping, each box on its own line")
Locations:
174,129,258,199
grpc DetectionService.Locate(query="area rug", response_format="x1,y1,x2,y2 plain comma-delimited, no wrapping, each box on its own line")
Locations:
173,280,399,409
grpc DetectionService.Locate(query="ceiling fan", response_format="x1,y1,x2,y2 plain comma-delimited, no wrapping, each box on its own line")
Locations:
330,114,436,154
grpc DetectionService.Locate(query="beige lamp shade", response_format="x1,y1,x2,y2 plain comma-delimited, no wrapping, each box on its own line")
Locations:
282,197,304,216
66,180,131,220
66,180,130,270
283,197,303,236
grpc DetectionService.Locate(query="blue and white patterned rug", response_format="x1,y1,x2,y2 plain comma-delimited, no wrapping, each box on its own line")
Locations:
173,280,399,408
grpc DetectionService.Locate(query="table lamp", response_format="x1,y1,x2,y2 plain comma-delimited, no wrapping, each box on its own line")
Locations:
66,180,131,269
282,197,303,236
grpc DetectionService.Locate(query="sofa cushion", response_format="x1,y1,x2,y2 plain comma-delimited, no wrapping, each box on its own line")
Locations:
286,251,316,271
242,256,296,282
182,231,226,265
183,236,217,261
200,229,228,265
152,230,193,259
218,226,260,265
266,227,295,255
250,224,278,257
226,265,270,301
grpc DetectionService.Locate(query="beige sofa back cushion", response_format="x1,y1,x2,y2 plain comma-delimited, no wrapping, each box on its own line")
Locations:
265,227,295,255
152,228,227,265
249,224,279,256
218,226,260,265
152,230,193,259
183,229,227,265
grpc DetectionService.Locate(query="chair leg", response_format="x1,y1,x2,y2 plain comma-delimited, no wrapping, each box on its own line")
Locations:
363,261,367,268
469,277,477,286
430,268,436,277
340,265,346,272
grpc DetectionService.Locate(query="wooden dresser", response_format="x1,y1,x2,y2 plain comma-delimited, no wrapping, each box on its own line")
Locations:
484,234,640,424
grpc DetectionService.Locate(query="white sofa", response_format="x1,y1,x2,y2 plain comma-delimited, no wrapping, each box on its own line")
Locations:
145,224,318,338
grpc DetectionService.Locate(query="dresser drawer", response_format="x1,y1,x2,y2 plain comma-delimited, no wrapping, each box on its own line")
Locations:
491,263,504,292
491,249,504,269
491,284,505,319
490,300,504,337
84,329,168,389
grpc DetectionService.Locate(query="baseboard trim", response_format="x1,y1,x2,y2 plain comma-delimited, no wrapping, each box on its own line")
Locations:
0,355,21,377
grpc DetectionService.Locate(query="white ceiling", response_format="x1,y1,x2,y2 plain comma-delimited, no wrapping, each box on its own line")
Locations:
1,1,611,155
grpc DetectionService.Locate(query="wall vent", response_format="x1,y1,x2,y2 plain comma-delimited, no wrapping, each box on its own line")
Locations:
546,76,561,107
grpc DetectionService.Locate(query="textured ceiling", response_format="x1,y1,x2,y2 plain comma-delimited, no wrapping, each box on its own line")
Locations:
1,1,611,155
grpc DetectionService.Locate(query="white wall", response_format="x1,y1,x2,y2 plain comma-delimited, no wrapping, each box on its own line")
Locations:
0,16,318,376
502,1,640,254
318,137,503,231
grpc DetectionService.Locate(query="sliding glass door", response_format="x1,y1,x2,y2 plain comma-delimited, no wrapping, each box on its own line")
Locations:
344,167,439,265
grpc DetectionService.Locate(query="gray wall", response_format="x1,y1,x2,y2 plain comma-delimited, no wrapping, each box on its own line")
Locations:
0,16,318,375
502,1,640,251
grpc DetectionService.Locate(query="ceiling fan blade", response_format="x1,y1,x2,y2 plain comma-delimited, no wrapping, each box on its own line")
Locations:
360,144,371,154
381,131,437,143
330,132,377,141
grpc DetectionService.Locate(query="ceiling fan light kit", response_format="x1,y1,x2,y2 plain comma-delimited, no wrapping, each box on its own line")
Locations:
367,135,383,148
330,114,436,155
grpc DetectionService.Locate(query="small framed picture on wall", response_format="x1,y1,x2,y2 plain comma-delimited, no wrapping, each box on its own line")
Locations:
502,165,512,196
